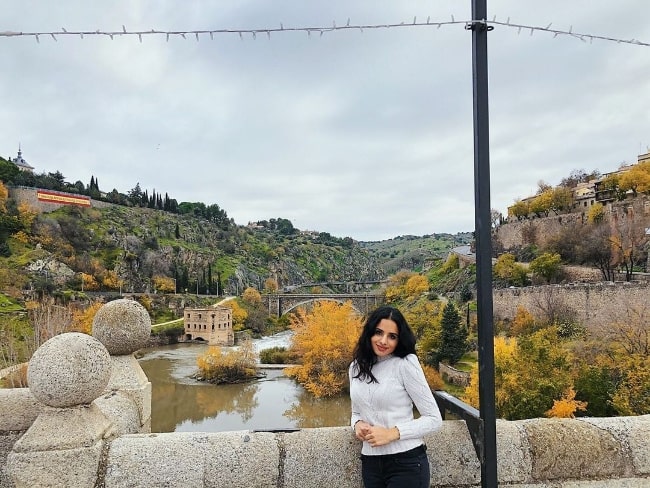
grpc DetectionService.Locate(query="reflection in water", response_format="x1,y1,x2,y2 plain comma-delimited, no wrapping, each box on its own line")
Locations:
138,340,350,433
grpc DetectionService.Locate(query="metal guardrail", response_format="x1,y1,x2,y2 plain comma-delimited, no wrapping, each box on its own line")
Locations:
433,390,484,464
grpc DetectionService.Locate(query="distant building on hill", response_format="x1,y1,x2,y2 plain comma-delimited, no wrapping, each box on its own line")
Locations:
11,145,34,173
508,150,650,218
183,306,234,346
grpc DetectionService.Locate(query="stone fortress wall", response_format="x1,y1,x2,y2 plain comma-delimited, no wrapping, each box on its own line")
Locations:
493,280,650,329
495,195,650,274
8,186,113,214
1,300,649,487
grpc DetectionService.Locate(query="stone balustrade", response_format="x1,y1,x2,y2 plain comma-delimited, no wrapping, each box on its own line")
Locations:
1,299,649,487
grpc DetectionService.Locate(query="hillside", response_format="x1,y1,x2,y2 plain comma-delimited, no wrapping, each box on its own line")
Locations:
361,232,473,275
0,197,473,299
0,204,373,296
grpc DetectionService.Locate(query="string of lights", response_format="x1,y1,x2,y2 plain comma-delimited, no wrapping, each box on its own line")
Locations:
0,16,647,47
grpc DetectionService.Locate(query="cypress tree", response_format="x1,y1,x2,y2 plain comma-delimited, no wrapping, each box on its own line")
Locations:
437,302,468,365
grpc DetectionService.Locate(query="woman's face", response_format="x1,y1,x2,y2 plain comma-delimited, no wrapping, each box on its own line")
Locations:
371,318,399,357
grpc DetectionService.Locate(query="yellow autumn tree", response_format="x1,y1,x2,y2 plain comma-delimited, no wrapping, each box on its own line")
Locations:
103,270,124,291
223,300,248,331
384,270,418,302
242,287,261,304
586,202,605,224
80,272,100,291
618,163,650,196
16,202,38,230
403,300,443,352
462,336,518,410
264,277,278,293
464,328,575,419
152,275,175,293
611,354,650,415
0,181,8,212
439,253,459,274
404,274,429,297
285,300,362,397
422,364,445,390
545,387,587,418
71,302,104,335
510,306,537,336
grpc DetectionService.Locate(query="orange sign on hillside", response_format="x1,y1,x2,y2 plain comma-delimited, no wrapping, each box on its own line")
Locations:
37,190,91,207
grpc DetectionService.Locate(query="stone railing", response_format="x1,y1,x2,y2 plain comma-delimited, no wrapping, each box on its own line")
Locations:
1,299,650,487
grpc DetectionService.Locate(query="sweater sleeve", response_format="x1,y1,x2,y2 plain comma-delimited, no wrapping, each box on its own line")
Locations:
349,362,362,430
394,354,443,440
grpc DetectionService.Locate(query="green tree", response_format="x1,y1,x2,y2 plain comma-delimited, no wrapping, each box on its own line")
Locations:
550,186,574,214
493,253,528,287
465,328,574,420
611,354,650,415
0,158,20,183
437,302,467,365
573,365,617,417
529,252,562,283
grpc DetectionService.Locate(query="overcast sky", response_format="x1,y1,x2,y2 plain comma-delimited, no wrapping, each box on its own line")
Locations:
2,1,649,241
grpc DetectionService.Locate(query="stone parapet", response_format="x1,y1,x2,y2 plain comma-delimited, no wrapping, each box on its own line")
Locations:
99,417,650,488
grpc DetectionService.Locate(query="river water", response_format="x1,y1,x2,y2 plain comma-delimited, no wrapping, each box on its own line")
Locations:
137,331,351,433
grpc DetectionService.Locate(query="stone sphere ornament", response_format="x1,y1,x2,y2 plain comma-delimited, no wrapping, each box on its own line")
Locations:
92,299,152,355
27,332,112,408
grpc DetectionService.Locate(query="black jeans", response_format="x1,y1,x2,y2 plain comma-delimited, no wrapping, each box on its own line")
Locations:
361,445,430,488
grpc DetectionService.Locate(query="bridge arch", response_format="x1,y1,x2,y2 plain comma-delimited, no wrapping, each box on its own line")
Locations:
281,297,364,316
261,293,382,318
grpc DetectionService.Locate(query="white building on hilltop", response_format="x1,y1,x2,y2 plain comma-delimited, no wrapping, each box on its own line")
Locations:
11,145,35,172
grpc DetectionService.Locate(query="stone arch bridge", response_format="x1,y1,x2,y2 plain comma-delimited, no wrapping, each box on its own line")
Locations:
261,293,382,317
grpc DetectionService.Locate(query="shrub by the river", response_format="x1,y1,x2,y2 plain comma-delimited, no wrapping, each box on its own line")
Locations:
259,346,300,365
196,340,261,384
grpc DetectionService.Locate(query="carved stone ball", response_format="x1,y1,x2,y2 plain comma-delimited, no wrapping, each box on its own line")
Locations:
92,299,152,355
27,332,112,408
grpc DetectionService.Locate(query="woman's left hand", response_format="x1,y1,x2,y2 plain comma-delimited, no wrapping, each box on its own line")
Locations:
364,425,400,447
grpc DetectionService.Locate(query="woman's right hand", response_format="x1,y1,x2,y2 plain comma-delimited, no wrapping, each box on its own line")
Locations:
354,420,372,441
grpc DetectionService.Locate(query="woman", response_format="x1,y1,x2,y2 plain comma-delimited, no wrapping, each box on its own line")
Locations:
349,306,442,488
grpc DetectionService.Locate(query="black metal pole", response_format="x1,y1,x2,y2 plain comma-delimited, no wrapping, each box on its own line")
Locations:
470,0,498,487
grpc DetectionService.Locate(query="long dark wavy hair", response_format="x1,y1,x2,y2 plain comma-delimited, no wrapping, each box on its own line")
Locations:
352,306,417,383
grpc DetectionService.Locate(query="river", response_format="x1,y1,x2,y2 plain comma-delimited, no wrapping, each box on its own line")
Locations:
137,331,351,433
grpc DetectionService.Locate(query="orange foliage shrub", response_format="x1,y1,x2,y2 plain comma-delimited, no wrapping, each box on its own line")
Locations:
510,306,537,336
72,302,104,334
545,387,587,418
422,364,445,391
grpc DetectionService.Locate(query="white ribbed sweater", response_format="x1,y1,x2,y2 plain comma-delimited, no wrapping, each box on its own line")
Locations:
349,354,443,456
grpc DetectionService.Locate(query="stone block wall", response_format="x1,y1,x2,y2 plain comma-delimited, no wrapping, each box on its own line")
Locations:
496,195,650,252
493,281,650,329
8,186,113,214
438,363,470,387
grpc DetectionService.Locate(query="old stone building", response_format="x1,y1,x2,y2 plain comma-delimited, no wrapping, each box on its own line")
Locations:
183,306,234,346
